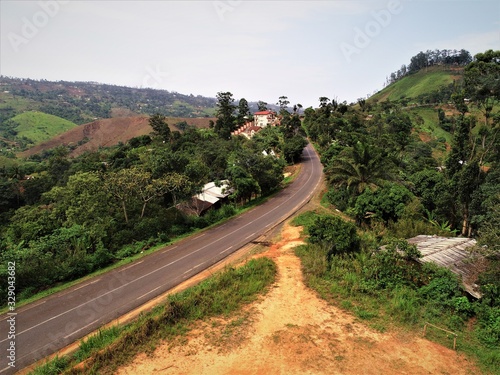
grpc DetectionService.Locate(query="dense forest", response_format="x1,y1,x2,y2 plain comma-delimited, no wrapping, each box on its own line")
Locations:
0,91,306,304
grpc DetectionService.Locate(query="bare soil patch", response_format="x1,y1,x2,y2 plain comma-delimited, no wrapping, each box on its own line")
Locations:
116,224,481,375
18,116,215,158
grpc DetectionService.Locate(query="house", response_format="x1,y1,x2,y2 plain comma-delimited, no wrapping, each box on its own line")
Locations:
240,126,263,139
253,110,276,128
178,180,233,216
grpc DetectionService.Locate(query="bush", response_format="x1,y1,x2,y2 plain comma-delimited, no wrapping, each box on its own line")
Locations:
353,182,414,224
325,187,351,212
308,214,360,255
418,263,464,311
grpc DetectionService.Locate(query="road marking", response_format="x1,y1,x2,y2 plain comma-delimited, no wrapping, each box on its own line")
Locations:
137,286,162,300
121,260,144,272
64,319,99,339
220,246,234,254
182,262,204,275
162,246,177,254
72,278,101,292
1,300,46,318
245,233,256,240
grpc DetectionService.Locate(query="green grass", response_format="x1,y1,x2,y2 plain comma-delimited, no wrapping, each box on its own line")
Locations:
409,107,453,144
29,257,277,375
370,67,459,103
9,111,77,144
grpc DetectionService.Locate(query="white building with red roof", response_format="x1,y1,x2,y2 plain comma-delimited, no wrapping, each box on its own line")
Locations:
254,110,277,128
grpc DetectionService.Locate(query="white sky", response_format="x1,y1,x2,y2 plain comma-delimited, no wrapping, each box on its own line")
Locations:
1,0,499,108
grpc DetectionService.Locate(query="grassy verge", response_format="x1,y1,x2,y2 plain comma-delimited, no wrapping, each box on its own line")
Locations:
292,211,499,375
29,257,276,375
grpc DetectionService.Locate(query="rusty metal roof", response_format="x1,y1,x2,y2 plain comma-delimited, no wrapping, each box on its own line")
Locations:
407,235,484,298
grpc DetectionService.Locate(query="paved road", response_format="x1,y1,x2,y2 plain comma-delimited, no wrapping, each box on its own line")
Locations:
0,143,323,374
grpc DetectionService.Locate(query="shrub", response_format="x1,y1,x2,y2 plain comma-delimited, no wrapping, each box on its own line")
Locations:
353,182,414,224
308,214,360,255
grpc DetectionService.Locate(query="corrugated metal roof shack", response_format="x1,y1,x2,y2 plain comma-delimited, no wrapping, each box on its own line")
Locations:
177,181,233,216
406,235,487,298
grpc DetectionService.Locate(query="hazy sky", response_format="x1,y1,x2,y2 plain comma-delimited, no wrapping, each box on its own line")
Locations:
1,0,499,108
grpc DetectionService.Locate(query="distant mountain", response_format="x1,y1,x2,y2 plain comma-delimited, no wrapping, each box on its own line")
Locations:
0,76,218,125
0,76,276,153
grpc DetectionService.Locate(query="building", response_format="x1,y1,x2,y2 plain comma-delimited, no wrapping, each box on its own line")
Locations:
253,110,277,128
178,180,233,216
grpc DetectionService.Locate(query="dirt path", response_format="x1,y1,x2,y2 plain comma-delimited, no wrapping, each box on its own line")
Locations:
116,224,481,375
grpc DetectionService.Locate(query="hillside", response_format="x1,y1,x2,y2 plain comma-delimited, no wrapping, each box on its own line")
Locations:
369,66,462,103
5,111,77,145
18,116,215,158
0,76,278,154
0,77,218,124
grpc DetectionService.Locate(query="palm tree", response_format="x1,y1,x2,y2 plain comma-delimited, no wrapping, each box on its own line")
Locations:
326,141,392,194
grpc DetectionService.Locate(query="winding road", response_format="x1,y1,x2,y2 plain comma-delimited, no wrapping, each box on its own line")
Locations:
0,143,323,374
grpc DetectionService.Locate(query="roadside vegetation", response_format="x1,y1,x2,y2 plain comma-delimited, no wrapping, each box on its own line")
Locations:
295,49,500,374
0,93,306,307
29,257,277,375
293,211,499,374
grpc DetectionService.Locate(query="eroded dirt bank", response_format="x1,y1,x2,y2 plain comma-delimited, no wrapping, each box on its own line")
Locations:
116,224,480,375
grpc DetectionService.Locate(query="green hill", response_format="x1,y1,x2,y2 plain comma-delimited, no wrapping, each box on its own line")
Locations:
369,66,462,103
7,111,77,144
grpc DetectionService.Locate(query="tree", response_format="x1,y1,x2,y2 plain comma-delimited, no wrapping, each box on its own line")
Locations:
214,91,236,139
281,113,303,138
353,182,414,224
282,135,307,164
464,50,500,102
326,141,392,194
386,112,412,150
149,113,171,142
277,96,290,116
104,168,192,222
308,215,360,255
103,169,139,224
257,101,268,111
47,146,71,185
237,98,251,126
226,164,260,204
